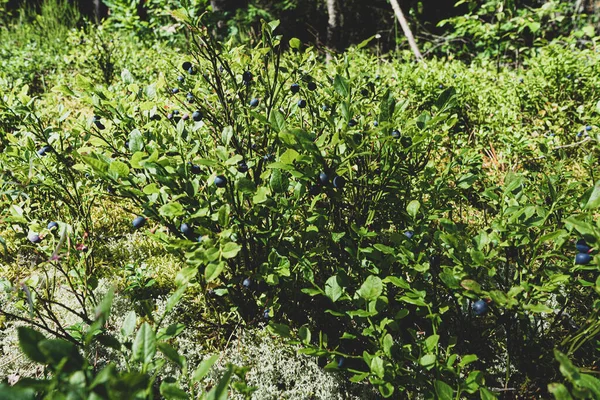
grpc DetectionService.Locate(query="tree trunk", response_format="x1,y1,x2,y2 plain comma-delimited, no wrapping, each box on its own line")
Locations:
326,0,340,62
92,0,108,22
389,0,422,61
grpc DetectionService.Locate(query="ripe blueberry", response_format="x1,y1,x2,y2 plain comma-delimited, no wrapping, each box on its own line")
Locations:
47,221,58,230
263,308,270,320
290,83,300,93
180,223,192,236
242,278,251,288
404,231,414,239
576,239,591,253
319,172,329,185
373,121,379,127
332,176,345,189
575,253,592,265
182,61,192,71
132,216,146,229
307,81,317,91
250,98,259,107
348,119,357,127
187,67,196,75
171,88,179,94
177,75,185,83
192,110,203,122
585,125,592,131
28,233,41,244
37,146,52,156
297,99,307,108
242,70,253,83
472,299,488,316
190,164,201,174
186,93,194,103
214,175,227,188
337,356,345,368
391,130,401,139
237,161,249,173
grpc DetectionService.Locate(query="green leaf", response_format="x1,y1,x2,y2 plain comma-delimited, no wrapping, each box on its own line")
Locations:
165,285,187,314
357,275,383,301
267,322,291,338
435,87,456,111
416,112,431,130
121,311,137,338
192,354,219,382
289,37,301,49
554,349,580,382
109,160,130,178
52,84,75,97
221,242,241,259
81,155,109,174
236,177,256,194
205,261,225,282
370,356,385,378
374,243,395,254
459,354,478,368
523,303,553,313
129,129,144,152
158,342,184,369
334,74,350,98
325,275,343,303
39,339,84,370
383,276,410,289
221,126,233,146
579,374,600,396
270,169,288,193
0,384,36,400
407,200,420,219
378,382,395,398
547,383,573,399
298,326,311,344
378,89,395,122
159,202,184,218
479,387,498,400
356,34,378,49
434,380,454,400
420,354,436,367
132,322,156,365
267,19,280,33
17,327,47,363
253,186,270,204
206,365,233,400
218,204,230,227
461,279,482,293
269,110,286,133
424,335,439,352
584,180,600,210
160,382,188,400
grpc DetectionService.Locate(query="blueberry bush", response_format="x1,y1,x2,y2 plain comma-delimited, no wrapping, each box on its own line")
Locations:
1,1,600,399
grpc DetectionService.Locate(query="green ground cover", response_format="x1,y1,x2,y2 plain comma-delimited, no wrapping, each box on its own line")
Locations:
1,2,600,399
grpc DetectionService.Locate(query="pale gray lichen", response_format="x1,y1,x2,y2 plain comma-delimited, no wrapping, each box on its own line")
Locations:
203,327,378,400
